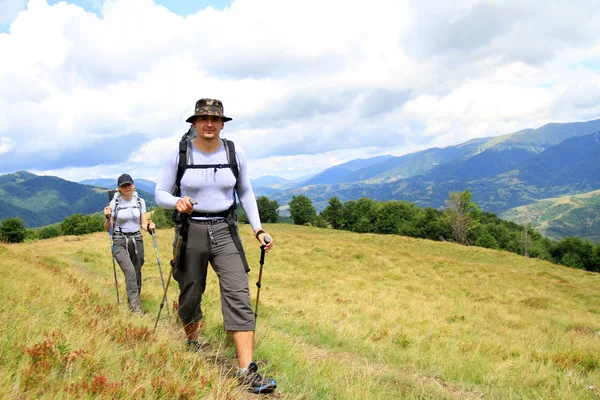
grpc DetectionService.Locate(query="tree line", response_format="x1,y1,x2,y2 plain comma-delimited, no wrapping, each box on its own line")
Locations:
283,190,600,273
1,191,598,273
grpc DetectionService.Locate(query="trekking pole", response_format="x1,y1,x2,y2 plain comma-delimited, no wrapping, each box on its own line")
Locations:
254,235,272,323
151,231,170,318
108,215,120,305
154,198,197,333
105,193,121,305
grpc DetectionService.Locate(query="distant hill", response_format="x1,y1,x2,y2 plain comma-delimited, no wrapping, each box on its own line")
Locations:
79,178,156,194
297,155,394,185
250,175,294,189
500,189,600,242
0,172,156,228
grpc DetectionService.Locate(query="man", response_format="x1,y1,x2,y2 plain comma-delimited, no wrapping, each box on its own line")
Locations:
155,98,276,394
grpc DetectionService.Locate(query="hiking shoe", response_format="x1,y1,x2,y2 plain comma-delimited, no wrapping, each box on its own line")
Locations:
186,340,209,352
237,362,277,394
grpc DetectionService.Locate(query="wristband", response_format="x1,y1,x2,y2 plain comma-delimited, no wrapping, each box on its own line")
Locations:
255,229,265,239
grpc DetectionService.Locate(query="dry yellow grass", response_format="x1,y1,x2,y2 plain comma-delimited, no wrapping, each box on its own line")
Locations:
0,224,599,399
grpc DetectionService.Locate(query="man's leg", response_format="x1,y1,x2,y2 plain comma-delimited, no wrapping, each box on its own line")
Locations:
210,223,277,393
232,330,254,368
175,222,210,348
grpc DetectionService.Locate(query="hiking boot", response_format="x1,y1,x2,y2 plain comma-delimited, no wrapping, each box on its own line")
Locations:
186,339,209,352
237,362,277,394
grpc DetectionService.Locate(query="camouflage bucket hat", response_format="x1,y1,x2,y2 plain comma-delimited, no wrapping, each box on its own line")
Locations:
185,98,233,123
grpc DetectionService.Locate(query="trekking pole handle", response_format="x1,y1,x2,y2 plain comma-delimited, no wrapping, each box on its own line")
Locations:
260,235,271,264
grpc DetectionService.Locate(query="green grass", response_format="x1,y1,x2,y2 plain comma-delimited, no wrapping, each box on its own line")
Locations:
0,224,599,399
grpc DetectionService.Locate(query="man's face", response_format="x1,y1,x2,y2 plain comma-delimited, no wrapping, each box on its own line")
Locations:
193,115,224,139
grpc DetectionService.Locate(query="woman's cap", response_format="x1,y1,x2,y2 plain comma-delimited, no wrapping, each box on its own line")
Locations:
117,174,134,187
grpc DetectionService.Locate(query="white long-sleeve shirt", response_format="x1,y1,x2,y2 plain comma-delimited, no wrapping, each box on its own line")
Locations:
110,196,146,233
155,139,262,231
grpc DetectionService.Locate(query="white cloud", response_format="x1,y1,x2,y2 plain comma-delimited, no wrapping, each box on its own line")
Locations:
0,0,599,183
0,137,16,154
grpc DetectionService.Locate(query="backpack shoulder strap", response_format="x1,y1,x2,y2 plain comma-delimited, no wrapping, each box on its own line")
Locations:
134,193,142,225
222,138,239,214
174,139,188,197
223,138,239,185
113,194,121,223
173,136,238,196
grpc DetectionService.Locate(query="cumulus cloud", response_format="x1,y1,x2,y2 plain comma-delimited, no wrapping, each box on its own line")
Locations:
0,0,599,182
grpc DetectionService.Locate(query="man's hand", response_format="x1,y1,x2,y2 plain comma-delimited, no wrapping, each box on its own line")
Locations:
255,230,274,252
175,196,195,214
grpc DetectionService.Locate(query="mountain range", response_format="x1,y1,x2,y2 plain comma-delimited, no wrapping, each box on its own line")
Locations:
78,178,157,195
1,118,599,238
252,119,600,216
0,171,155,228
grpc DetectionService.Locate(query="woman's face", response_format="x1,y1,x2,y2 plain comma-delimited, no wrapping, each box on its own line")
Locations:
118,183,134,196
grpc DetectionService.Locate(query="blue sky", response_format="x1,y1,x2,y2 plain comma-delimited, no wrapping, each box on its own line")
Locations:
1,0,232,33
45,0,233,15
1,0,600,183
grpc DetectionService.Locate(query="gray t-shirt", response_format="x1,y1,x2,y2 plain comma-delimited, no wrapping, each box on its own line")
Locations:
155,140,262,230
110,196,147,233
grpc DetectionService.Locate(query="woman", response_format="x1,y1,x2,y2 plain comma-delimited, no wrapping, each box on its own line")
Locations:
103,173,156,314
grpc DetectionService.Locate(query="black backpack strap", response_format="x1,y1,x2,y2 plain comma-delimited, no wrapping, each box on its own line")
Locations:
174,139,188,197
222,139,239,215
223,139,239,184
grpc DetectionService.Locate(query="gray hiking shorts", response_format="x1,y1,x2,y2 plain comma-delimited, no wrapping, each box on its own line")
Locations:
173,219,254,331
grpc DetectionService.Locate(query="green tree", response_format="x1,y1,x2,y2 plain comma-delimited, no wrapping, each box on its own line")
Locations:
444,189,480,244
312,214,329,228
321,197,344,229
475,231,499,249
288,195,316,225
256,196,279,223
61,214,95,235
340,198,378,233
374,200,419,235
552,237,595,271
237,209,249,224
0,218,27,243
38,225,61,239
152,207,176,229
414,207,450,240
87,214,105,233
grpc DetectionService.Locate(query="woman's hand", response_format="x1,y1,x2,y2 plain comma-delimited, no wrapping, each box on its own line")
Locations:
104,204,112,220
147,220,156,234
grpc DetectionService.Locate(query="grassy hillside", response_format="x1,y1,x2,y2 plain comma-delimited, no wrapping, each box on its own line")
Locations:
500,190,600,242
0,225,599,399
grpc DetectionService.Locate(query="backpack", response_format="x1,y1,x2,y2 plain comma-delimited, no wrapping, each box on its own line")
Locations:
113,191,143,226
171,127,239,221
